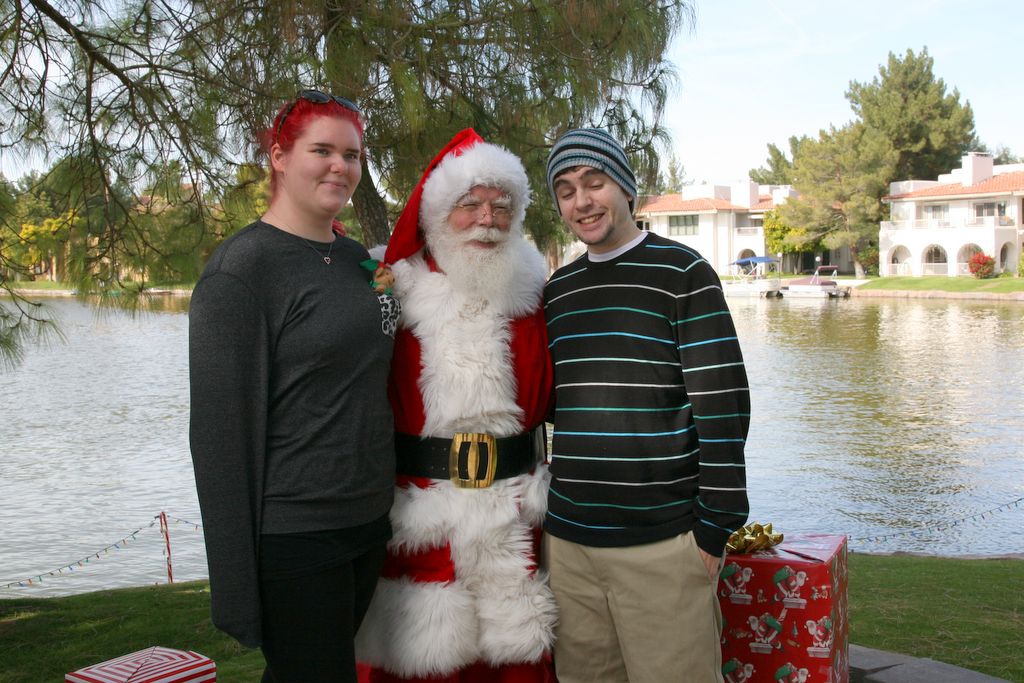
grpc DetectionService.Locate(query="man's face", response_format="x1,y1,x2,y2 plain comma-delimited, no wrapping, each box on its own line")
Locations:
446,185,513,250
553,166,635,254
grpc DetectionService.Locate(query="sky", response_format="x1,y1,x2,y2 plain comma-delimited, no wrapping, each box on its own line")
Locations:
664,0,1024,185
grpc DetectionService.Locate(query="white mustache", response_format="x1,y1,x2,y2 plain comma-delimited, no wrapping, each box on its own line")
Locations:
459,226,508,244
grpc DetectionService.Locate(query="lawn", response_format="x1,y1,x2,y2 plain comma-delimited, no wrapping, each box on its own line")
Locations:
1,554,1020,682
855,275,1024,293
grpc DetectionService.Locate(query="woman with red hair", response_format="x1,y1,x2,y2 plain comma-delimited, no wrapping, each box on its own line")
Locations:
189,91,400,682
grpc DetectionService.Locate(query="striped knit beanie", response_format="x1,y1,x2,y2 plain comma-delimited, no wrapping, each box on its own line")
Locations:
546,128,638,211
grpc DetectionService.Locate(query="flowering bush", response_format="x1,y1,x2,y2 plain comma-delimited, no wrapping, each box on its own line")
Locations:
967,252,995,279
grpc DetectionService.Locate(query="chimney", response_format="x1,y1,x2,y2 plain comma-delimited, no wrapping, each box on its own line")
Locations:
961,152,993,186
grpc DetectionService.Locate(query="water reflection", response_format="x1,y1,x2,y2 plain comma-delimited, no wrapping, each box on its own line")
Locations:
729,297,1024,555
1,295,1022,598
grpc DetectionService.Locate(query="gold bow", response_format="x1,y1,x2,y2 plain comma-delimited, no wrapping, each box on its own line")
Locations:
726,522,784,553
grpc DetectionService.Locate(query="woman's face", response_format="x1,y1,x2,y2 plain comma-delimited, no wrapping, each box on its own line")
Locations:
271,116,362,220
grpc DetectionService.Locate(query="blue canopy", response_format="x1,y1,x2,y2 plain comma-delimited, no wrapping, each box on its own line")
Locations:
731,256,779,265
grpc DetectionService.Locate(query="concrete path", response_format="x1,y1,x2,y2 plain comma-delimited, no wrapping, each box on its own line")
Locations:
851,644,1011,682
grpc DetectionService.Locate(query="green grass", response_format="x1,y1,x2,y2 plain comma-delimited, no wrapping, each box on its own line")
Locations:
3,280,70,290
848,554,1023,681
0,582,264,682
1,555,1021,682
856,275,1024,293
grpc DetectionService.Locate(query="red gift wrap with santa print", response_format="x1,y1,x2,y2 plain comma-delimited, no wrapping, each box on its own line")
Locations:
718,534,848,683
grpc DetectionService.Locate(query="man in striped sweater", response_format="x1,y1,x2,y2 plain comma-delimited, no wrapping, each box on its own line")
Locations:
542,128,750,683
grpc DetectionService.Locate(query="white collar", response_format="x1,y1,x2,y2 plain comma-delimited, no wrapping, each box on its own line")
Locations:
588,232,648,262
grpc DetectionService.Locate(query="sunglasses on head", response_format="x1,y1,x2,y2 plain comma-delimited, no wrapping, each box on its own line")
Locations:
275,89,361,140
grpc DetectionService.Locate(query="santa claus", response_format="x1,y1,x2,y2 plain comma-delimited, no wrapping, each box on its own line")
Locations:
355,129,557,683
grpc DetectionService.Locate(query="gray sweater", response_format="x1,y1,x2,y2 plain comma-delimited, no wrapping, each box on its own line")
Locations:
189,220,396,647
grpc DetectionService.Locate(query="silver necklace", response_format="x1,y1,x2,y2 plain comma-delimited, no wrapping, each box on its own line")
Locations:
266,212,335,264
299,235,335,264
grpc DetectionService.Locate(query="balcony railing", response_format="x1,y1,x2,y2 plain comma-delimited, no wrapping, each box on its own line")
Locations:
735,227,759,236
881,216,1017,230
967,216,1016,227
922,262,948,276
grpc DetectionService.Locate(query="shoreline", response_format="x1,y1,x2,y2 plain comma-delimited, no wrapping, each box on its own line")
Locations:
850,287,1024,302
11,287,1024,302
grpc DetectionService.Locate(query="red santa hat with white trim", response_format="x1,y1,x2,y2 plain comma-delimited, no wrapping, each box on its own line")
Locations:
384,128,532,264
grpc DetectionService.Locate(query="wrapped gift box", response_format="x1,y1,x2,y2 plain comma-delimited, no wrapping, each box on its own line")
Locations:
66,646,216,683
718,534,848,683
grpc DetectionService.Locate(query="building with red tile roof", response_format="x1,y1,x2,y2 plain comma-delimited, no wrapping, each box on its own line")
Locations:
628,180,804,275
625,180,853,275
880,153,1024,276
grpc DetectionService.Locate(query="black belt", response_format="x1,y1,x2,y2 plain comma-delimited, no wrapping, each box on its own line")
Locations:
394,427,545,489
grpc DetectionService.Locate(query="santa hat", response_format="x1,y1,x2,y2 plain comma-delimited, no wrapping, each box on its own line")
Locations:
385,128,531,264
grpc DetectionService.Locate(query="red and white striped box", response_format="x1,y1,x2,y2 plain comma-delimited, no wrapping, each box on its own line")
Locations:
66,646,216,683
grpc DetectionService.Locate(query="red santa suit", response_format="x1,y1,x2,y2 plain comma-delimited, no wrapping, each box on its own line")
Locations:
356,130,557,683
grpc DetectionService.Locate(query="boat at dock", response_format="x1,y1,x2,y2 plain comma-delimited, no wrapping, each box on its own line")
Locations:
723,256,783,298
782,265,851,298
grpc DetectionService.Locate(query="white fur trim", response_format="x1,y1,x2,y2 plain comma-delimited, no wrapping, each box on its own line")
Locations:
519,463,551,527
358,469,556,676
367,244,387,261
355,578,480,677
391,242,547,438
476,571,559,666
388,468,547,553
420,142,531,240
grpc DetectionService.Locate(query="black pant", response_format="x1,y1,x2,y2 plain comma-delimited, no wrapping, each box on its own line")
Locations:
258,522,389,683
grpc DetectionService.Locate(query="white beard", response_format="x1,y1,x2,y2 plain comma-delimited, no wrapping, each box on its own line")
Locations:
425,223,518,302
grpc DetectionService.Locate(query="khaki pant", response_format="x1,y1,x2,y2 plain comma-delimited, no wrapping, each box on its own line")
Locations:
543,532,724,683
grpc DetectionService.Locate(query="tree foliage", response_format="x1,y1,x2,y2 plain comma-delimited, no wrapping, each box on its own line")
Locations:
777,123,896,276
761,208,804,256
749,135,809,185
644,151,686,195
988,145,1022,165
846,47,977,182
760,47,977,276
1,0,692,366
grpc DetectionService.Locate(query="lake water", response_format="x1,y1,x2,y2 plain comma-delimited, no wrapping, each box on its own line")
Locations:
1,295,1022,598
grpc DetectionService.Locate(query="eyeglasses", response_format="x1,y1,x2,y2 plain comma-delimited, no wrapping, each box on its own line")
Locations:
452,197,514,222
275,89,361,141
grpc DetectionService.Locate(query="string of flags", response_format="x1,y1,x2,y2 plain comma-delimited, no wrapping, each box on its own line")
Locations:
166,514,203,530
1,517,160,589
3,500,1021,589
852,496,1023,544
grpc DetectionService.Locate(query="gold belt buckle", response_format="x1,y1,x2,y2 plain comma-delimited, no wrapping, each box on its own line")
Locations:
449,432,498,489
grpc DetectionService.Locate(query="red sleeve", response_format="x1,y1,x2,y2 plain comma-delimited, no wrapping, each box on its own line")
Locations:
388,328,426,434
510,307,554,430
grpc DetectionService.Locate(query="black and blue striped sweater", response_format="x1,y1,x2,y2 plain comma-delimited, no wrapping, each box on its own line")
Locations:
543,232,750,556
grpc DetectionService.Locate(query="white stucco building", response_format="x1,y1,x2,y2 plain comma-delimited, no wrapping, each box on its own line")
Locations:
880,153,1024,276
631,181,853,276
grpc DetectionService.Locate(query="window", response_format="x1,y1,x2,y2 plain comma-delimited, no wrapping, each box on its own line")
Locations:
636,220,651,232
925,245,947,263
922,204,948,220
668,214,698,236
974,202,1006,218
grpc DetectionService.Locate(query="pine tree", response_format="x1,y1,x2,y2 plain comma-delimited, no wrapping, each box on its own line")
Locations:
1,0,692,364
777,123,896,276
846,47,978,181
749,136,809,185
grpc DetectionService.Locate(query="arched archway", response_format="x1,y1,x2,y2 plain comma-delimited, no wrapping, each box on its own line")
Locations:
957,244,984,276
888,245,912,276
998,242,1014,272
922,244,948,276
737,248,756,261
